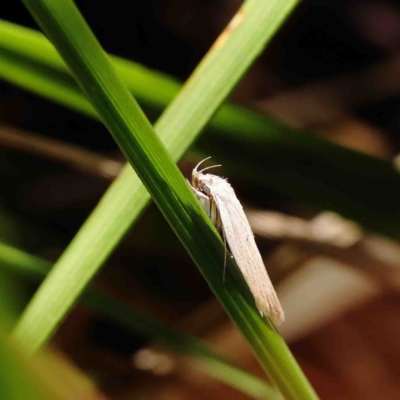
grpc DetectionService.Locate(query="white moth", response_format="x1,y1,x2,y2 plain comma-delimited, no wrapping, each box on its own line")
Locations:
189,157,285,326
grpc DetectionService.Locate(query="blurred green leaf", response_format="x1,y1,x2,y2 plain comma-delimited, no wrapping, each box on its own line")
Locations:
0,334,62,400
0,272,65,400
2,19,400,236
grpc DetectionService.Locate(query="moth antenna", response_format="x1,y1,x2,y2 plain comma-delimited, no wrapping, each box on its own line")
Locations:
222,224,227,284
199,164,222,174
194,157,212,173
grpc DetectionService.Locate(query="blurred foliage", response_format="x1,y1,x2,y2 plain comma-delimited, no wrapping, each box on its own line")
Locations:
2,20,400,237
0,240,281,399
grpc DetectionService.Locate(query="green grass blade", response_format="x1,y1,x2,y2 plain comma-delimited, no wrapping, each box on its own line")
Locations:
0,241,281,400
11,0,319,398
0,52,96,118
0,18,180,112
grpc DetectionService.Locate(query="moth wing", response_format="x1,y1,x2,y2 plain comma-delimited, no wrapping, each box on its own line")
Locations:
210,180,284,326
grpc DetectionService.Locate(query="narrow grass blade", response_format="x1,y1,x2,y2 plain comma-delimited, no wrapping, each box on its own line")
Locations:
0,50,96,117
0,18,180,113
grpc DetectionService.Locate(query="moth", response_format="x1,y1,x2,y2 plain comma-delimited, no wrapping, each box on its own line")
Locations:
189,157,285,326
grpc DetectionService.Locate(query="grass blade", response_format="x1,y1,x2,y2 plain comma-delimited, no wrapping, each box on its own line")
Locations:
0,18,180,113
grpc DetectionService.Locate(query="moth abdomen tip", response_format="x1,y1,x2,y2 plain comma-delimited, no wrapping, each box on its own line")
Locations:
256,301,285,326
272,312,285,326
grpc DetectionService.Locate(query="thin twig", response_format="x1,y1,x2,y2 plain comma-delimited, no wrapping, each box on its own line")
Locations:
246,209,400,289
0,125,123,180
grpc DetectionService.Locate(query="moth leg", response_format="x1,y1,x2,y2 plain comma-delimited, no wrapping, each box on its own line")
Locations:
209,196,229,283
188,180,212,218
189,181,227,282
209,195,222,231
221,224,228,283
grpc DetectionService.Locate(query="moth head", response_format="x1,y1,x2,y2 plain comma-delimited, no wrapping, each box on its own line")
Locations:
192,157,221,190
